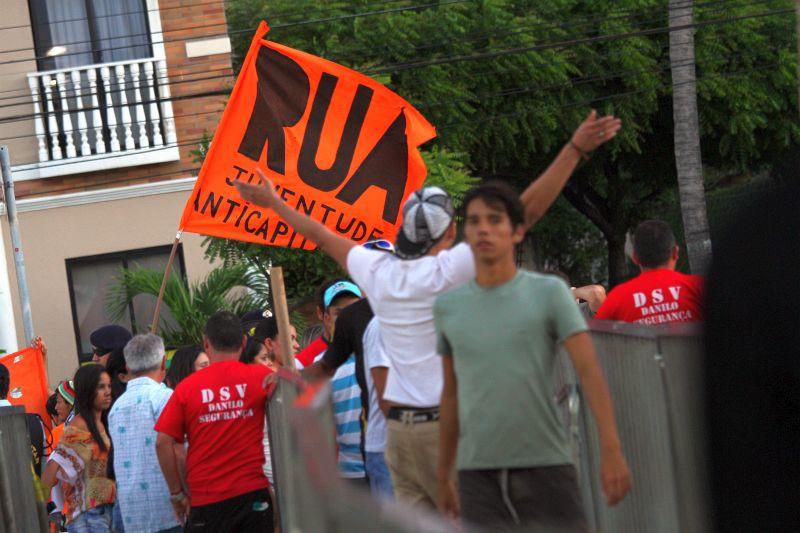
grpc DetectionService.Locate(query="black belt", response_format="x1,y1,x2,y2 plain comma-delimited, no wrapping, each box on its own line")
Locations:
387,407,440,424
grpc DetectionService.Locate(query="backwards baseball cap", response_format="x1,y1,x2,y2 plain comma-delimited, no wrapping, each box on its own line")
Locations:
57,380,75,406
323,281,362,309
395,186,455,260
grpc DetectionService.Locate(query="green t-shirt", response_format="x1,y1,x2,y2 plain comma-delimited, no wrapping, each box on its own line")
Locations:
434,270,588,470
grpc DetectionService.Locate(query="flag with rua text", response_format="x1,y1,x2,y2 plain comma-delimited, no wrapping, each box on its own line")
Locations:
179,21,436,249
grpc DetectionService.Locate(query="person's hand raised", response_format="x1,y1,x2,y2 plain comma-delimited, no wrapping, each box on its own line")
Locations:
234,168,281,210
571,110,622,155
32,336,48,359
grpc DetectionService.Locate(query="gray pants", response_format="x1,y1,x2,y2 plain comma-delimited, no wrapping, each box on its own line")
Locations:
458,465,587,532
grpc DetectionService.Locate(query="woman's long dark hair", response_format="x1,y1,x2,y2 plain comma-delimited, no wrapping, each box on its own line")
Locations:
166,345,203,389
240,317,279,365
239,337,263,365
73,364,110,452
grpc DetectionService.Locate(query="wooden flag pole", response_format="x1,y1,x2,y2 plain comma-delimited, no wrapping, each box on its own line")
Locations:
150,231,182,334
269,266,296,371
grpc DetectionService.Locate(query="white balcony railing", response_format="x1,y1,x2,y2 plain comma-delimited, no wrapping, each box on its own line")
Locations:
18,57,179,180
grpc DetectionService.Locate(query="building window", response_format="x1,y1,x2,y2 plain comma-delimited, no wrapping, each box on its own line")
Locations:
29,0,153,71
66,245,185,363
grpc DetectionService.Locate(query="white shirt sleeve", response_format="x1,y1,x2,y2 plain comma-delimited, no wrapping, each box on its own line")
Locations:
435,242,477,288
363,318,390,370
346,246,383,295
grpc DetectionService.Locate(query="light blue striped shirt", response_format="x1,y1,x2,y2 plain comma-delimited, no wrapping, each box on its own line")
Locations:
317,352,365,478
109,377,178,533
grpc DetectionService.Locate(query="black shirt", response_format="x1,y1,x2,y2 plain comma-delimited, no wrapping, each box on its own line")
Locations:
323,298,374,417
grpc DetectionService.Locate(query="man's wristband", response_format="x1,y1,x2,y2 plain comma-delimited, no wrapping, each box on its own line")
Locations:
170,490,186,502
569,141,592,161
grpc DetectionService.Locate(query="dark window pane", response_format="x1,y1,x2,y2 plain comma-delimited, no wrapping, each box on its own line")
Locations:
29,0,151,70
70,256,132,357
127,253,179,335
92,0,152,64
67,245,184,362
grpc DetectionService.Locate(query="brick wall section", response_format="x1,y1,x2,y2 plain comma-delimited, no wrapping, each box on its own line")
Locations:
16,0,233,199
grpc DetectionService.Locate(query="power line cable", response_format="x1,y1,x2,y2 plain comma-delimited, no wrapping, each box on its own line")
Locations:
364,7,794,74
0,0,772,107
0,65,235,110
0,55,235,101
0,0,224,32
12,60,783,201
437,60,785,131
4,55,785,186
0,24,789,141
327,0,753,66
0,0,415,34
0,4,787,121
0,0,470,66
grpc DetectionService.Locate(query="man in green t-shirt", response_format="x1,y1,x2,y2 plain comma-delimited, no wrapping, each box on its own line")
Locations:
434,182,631,531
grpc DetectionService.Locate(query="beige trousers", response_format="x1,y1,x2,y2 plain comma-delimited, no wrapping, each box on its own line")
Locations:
384,418,441,508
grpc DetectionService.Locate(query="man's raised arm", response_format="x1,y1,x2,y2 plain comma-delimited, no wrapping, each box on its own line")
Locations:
520,110,622,230
235,168,357,270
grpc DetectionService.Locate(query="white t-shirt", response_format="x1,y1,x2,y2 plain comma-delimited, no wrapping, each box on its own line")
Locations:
347,243,476,407
363,317,389,453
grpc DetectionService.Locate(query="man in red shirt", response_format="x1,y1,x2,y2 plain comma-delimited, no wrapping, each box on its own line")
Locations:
596,220,704,324
155,311,273,532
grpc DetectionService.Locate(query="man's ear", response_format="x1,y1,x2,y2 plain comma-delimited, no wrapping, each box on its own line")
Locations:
631,251,642,267
672,245,680,261
316,306,324,321
241,334,248,351
202,334,211,354
512,224,526,244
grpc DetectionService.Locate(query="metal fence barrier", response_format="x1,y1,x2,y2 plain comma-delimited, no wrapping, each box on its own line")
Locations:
0,406,47,533
268,376,456,533
557,321,710,533
271,322,710,532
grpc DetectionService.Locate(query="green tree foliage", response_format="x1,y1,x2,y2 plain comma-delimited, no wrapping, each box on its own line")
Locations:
223,0,797,285
105,264,269,348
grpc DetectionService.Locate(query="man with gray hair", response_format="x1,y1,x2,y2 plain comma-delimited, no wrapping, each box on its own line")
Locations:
109,334,181,532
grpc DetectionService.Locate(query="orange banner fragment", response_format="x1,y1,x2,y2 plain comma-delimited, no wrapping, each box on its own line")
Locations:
1,347,50,428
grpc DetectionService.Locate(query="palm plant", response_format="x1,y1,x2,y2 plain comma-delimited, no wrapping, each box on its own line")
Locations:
106,264,269,348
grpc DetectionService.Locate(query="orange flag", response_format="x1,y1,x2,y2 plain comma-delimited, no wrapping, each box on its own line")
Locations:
179,22,436,249
1,347,50,428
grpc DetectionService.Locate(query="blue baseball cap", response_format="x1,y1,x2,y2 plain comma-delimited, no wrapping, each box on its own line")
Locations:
323,281,362,309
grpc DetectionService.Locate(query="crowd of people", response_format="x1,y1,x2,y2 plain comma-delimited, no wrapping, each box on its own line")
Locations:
0,110,715,533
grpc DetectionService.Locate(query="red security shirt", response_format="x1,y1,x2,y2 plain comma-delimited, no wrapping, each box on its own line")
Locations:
155,360,272,506
596,269,705,325
295,336,328,368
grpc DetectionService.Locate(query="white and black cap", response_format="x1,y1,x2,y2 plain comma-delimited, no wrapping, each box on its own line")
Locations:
395,186,455,259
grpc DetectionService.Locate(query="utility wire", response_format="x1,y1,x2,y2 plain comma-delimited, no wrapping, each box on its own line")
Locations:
0,0,413,34
0,55,235,100
4,56,785,184
0,0,778,100
364,7,794,74
12,61,782,201
0,0,470,66
327,0,762,66
437,61,786,131
0,0,770,107
0,5,788,122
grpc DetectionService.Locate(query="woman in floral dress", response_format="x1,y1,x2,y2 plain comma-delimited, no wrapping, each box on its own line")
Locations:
42,364,116,532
